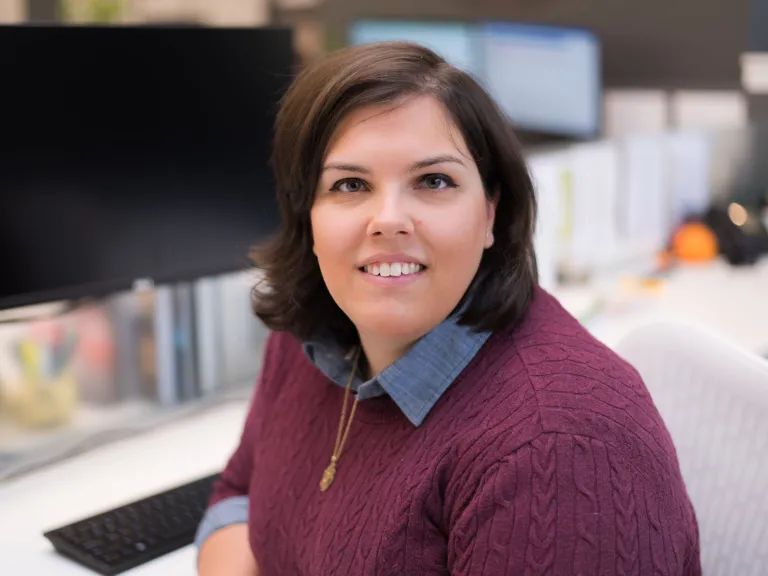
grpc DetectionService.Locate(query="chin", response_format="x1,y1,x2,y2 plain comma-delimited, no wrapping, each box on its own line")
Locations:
352,311,433,343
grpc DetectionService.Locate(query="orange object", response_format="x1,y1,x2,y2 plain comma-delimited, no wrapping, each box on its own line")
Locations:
671,222,719,262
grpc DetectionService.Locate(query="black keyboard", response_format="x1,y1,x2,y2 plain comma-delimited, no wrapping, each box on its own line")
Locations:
43,473,220,575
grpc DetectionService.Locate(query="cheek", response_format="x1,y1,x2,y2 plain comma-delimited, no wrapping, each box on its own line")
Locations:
423,202,488,257
310,206,334,255
310,206,358,270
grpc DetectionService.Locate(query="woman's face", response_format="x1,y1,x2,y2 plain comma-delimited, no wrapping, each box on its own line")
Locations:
311,96,496,345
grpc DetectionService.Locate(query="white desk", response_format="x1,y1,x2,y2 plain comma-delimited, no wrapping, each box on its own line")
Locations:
0,402,250,575
556,258,768,354
1,258,766,575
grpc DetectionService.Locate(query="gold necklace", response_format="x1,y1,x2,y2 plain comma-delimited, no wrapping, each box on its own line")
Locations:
320,348,361,492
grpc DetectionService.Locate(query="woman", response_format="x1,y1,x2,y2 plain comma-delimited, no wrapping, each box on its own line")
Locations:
196,42,701,575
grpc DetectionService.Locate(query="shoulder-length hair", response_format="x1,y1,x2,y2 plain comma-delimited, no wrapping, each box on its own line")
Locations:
252,41,538,347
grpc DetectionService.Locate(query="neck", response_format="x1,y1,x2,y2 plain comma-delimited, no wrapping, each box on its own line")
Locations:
358,332,416,379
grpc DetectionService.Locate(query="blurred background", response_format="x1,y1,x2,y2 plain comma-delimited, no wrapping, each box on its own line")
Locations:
0,0,767,482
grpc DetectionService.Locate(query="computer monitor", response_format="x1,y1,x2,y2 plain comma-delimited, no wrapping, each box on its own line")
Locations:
348,19,479,76
347,20,601,141
0,25,294,311
477,22,601,139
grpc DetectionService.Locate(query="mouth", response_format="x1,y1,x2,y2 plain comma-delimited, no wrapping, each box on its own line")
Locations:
358,262,426,278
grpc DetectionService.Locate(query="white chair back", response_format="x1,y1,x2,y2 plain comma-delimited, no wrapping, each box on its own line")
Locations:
615,322,768,576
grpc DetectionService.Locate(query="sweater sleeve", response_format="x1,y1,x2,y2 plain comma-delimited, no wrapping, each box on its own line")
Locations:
195,332,282,548
448,432,701,576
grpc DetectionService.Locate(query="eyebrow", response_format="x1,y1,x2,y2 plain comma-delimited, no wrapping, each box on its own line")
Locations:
322,154,466,174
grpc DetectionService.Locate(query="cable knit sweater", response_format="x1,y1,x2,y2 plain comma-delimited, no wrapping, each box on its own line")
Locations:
208,289,701,575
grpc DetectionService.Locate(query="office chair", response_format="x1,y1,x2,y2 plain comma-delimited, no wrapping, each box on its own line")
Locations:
615,322,768,576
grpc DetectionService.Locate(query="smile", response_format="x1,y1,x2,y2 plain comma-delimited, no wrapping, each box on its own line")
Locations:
361,262,425,277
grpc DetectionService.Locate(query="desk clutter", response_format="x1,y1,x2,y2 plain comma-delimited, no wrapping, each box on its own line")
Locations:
528,127,768,291
3,327,79,429
0,270,268,480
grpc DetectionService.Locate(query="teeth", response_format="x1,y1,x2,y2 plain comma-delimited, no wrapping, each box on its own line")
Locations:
363,262,423,277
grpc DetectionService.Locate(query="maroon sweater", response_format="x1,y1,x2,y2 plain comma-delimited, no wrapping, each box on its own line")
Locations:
209,289,701,575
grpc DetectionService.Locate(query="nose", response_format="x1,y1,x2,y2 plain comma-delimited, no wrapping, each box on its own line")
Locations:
365,188,414,238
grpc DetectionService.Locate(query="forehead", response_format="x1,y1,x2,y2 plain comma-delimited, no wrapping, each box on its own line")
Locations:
325,96,471,160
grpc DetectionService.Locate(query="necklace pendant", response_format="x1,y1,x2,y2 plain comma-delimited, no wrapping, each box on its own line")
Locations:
320,461,337,492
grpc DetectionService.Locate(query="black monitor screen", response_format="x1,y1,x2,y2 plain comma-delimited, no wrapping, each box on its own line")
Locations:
0,25,294,310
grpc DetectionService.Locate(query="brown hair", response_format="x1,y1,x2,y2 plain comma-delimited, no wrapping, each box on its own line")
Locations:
252,41,538,347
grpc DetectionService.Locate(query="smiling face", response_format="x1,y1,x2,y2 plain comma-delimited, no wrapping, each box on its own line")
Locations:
310,96,496,355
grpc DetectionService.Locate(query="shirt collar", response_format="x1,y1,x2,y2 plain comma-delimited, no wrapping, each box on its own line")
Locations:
302,315,490,427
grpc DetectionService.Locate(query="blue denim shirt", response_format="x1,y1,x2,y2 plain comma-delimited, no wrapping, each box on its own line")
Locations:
303,315,490,426
194,315,490,550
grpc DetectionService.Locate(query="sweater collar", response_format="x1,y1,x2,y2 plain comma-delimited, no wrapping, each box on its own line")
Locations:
302,315,490,427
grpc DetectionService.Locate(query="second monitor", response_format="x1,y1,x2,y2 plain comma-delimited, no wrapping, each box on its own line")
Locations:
478,22,601,140
348,19,602,141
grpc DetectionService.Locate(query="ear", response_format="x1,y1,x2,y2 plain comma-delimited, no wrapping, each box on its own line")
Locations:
484,190,499,249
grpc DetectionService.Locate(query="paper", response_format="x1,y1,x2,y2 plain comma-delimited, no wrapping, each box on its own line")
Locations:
603,89,669,138
0,0,24,23
621,135,669,249
666,131,712,224
567,142,620,271
528,153,568,290
741,52,768,94
671,90,747,130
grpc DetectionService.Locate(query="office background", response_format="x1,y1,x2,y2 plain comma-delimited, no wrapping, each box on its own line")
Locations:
1,0,766,509
0,0,767,574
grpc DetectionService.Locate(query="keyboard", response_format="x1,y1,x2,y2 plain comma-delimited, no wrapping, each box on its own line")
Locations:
43,473,220,575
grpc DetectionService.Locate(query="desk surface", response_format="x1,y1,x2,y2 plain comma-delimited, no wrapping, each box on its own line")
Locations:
1,258,766,575
559,257,768,355
0,403,250,575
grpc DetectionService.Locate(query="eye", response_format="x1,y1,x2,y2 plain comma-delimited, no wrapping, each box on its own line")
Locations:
419,174,457,191
330,178,369,193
